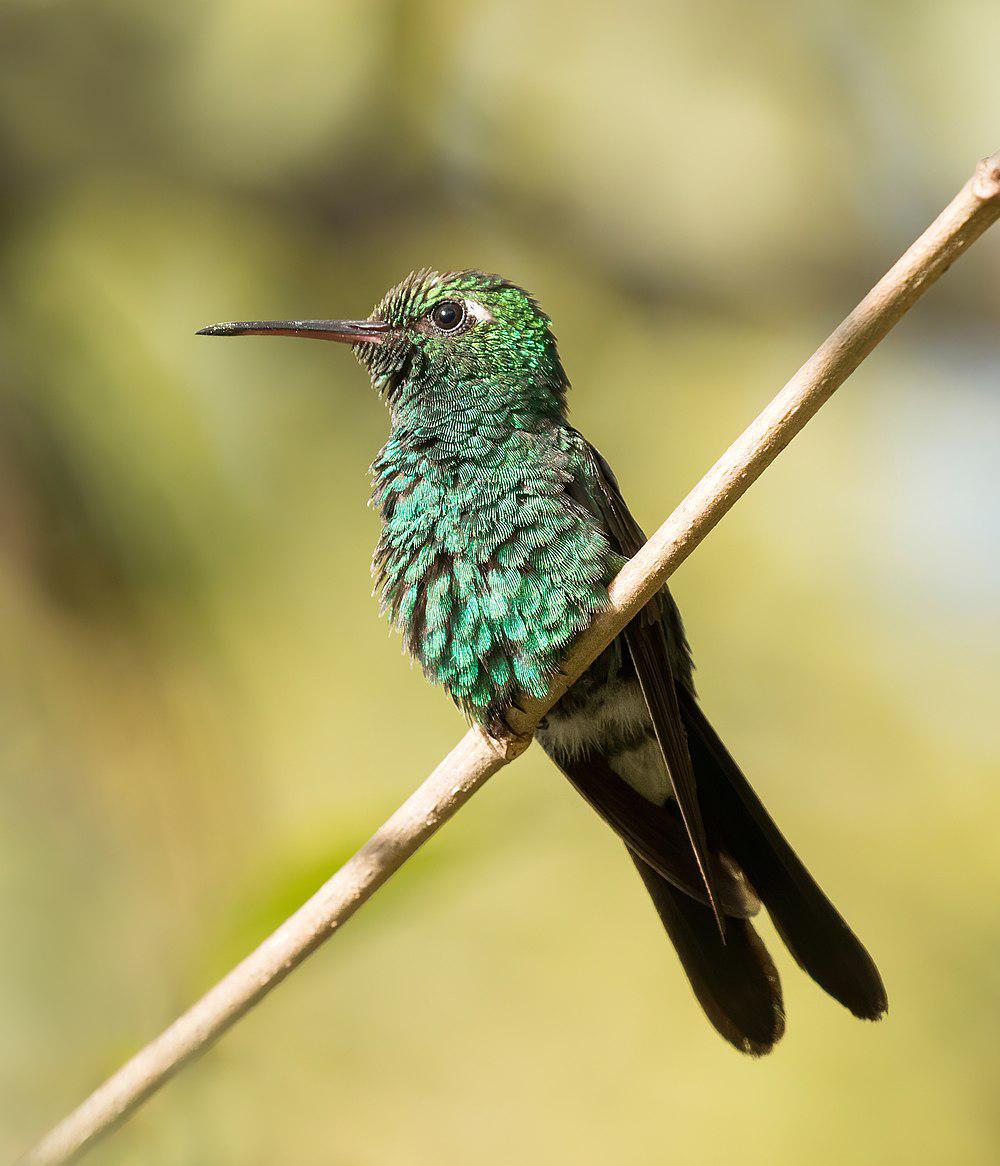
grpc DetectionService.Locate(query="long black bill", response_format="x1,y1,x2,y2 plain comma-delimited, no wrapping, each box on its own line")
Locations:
196,319,390,344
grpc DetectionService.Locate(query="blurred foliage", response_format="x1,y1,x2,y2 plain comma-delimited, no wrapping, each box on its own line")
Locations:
1,1,999,1163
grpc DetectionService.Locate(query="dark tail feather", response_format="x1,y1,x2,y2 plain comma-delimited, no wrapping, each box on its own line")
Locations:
631,851,785,1055
678,687,888,1022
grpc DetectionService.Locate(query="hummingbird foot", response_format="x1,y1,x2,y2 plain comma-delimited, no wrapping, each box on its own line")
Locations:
474,722,533,764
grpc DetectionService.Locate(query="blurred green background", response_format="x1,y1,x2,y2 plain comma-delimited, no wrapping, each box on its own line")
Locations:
2,1,999,1162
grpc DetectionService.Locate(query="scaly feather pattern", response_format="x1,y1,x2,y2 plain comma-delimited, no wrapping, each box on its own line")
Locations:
370,405,619,727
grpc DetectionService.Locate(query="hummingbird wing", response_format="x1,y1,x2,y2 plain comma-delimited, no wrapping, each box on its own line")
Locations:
568,435,726,936
559,747,758,918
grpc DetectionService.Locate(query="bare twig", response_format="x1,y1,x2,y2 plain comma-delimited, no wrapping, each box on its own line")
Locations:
23,151,1000,1166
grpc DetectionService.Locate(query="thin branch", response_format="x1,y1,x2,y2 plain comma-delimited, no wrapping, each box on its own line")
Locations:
23,151,1000,1166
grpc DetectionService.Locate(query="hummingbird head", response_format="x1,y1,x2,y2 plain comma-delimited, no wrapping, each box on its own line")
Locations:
198,268,569,426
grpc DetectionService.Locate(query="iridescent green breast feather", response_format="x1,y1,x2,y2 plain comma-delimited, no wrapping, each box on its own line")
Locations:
371,420,622,727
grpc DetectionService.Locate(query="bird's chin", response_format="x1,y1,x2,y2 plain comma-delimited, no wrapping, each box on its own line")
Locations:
358,342,409,401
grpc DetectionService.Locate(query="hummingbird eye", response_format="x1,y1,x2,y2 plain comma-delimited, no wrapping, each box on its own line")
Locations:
429,300,466,333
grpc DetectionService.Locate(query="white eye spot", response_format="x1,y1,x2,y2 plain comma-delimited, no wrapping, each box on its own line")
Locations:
464,299,494,325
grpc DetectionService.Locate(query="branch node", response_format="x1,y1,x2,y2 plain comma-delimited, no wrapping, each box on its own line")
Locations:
973,150,1000,201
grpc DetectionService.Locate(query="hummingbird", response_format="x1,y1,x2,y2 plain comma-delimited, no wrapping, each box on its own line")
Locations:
199,268,887,1054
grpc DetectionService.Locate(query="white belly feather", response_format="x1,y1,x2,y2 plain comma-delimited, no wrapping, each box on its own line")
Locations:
538,678,672,805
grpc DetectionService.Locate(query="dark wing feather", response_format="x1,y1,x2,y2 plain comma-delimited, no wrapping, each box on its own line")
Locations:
572,438,725,934
558,751,758,919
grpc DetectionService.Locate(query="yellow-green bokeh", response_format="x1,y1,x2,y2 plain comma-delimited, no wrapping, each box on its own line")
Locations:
2,2,999,1162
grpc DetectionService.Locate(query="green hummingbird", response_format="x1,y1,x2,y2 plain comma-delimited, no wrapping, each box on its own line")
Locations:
199,268,886,1054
